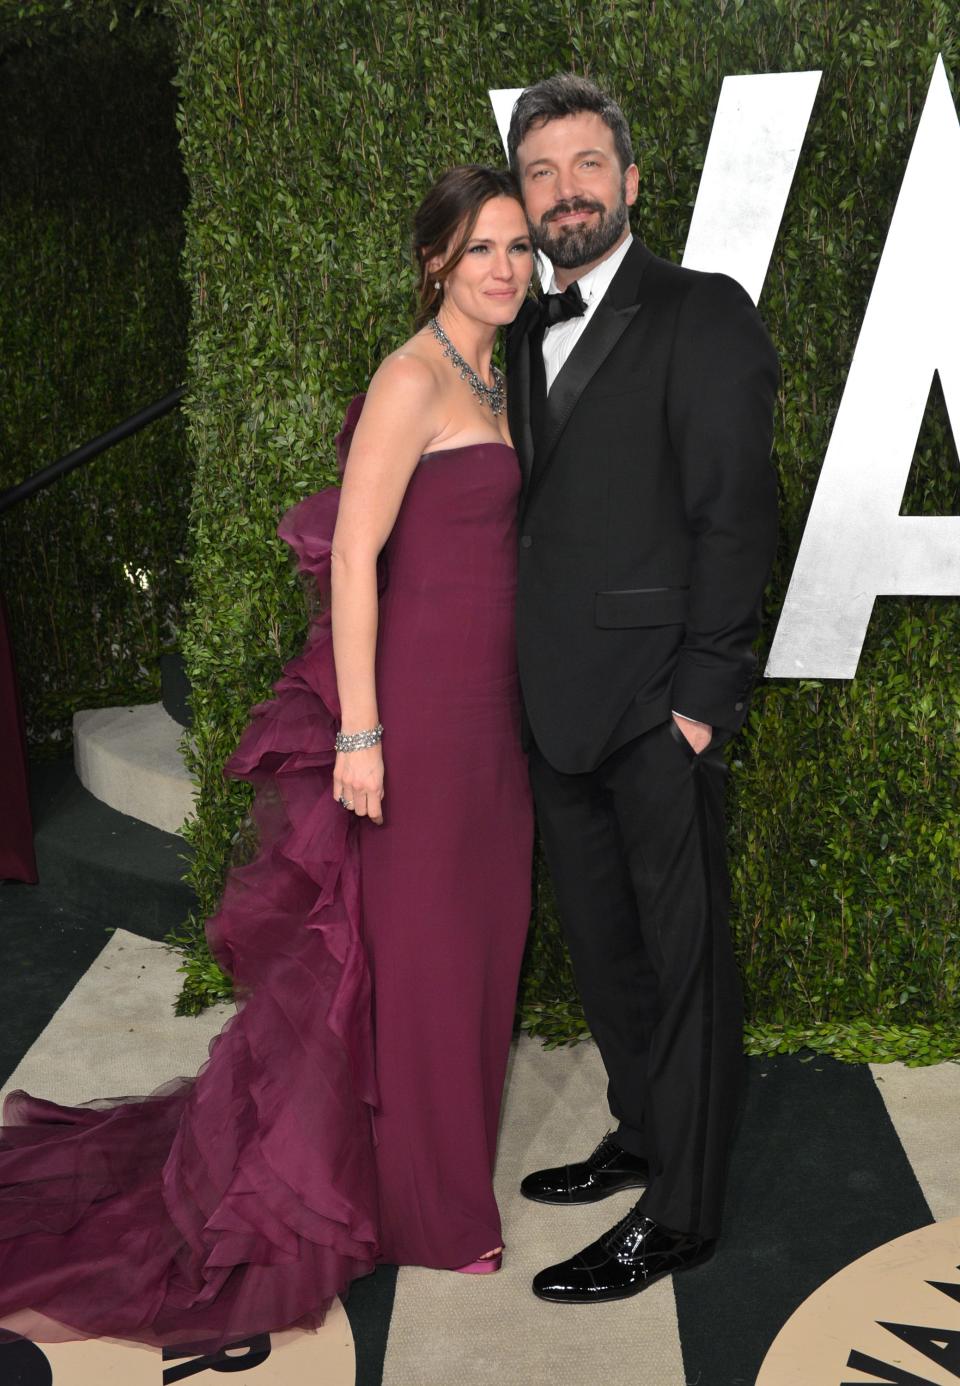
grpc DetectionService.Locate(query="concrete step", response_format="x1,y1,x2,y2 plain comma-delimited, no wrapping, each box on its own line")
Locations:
2,758,198,1084
73,702,197,836
25,755,196,931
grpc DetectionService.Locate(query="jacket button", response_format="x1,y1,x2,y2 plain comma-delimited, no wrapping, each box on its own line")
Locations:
520,535,533,548
734,701,744,711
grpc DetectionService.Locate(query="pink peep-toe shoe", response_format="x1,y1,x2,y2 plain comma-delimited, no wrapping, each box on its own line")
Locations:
453,1248,503,1274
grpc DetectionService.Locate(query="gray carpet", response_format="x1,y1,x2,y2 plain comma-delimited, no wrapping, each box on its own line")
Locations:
3,928,959,1385
381,1037,685,1386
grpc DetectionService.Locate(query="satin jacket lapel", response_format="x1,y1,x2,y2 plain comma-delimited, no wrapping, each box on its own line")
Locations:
536,238,651,483
506,298,538,490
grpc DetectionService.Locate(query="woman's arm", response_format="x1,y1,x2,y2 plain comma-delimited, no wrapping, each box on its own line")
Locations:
330,352,439,824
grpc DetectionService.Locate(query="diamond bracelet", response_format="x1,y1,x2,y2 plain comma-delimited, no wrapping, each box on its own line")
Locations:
334,723,384,753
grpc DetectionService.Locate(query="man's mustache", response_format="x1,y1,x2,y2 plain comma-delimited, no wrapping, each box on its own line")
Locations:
541,198,605,225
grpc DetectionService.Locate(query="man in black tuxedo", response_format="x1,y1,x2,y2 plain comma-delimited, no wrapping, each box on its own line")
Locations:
505,74,779,1303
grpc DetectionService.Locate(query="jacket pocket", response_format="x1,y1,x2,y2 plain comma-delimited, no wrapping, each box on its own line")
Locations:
594,587,688,629
668,716,705,761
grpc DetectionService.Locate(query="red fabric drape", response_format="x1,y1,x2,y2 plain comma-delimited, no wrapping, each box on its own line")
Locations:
0,587,38,883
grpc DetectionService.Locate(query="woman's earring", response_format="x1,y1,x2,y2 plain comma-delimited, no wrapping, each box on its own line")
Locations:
434,280,441,290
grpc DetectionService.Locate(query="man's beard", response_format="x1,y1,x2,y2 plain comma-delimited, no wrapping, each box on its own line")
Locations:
532,183,629,270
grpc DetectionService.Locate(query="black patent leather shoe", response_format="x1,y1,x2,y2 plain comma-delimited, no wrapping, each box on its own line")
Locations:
532,1209,715,1303
520,1132,649,1205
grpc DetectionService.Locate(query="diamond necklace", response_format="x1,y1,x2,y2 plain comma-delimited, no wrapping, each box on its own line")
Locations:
429,316,506,416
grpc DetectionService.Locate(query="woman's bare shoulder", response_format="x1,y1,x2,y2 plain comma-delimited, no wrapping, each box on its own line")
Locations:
352,333,443,459
369,330,441,397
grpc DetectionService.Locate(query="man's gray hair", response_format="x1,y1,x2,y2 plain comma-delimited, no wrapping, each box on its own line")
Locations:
506,73,635,175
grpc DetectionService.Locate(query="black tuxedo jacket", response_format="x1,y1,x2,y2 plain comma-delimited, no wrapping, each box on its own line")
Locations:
506,236,779,775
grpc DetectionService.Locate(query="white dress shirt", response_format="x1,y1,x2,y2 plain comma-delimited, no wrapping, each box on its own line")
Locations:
540,234,708,737
540,233,633,394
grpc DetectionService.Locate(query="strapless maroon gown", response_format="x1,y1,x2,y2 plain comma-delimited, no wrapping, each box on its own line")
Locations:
0,396,533,1349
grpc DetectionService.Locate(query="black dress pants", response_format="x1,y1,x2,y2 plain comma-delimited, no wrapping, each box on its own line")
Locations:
528,718,744,1239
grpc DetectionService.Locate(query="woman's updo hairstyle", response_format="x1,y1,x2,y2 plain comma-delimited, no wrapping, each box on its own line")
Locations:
412,165,523,329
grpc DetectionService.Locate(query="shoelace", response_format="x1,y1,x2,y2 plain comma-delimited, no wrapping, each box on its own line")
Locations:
601,1210,647,1257
585,1131,618,1170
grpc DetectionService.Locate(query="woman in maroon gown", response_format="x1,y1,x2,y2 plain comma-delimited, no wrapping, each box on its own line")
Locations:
0,166,534,1349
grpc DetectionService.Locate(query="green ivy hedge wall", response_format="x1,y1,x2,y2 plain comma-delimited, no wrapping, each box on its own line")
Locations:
7,1,960,1063
0,4,190,748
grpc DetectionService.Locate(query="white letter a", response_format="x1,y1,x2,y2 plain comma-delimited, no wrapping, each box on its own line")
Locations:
767,55,960,679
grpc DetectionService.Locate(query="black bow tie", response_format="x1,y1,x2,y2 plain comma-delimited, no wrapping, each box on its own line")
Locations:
536,281,587,329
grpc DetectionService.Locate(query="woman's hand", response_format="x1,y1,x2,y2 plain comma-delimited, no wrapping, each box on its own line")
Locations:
333,745,385,825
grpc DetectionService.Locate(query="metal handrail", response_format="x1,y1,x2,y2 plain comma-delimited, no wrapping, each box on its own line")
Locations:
0,386,186,515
